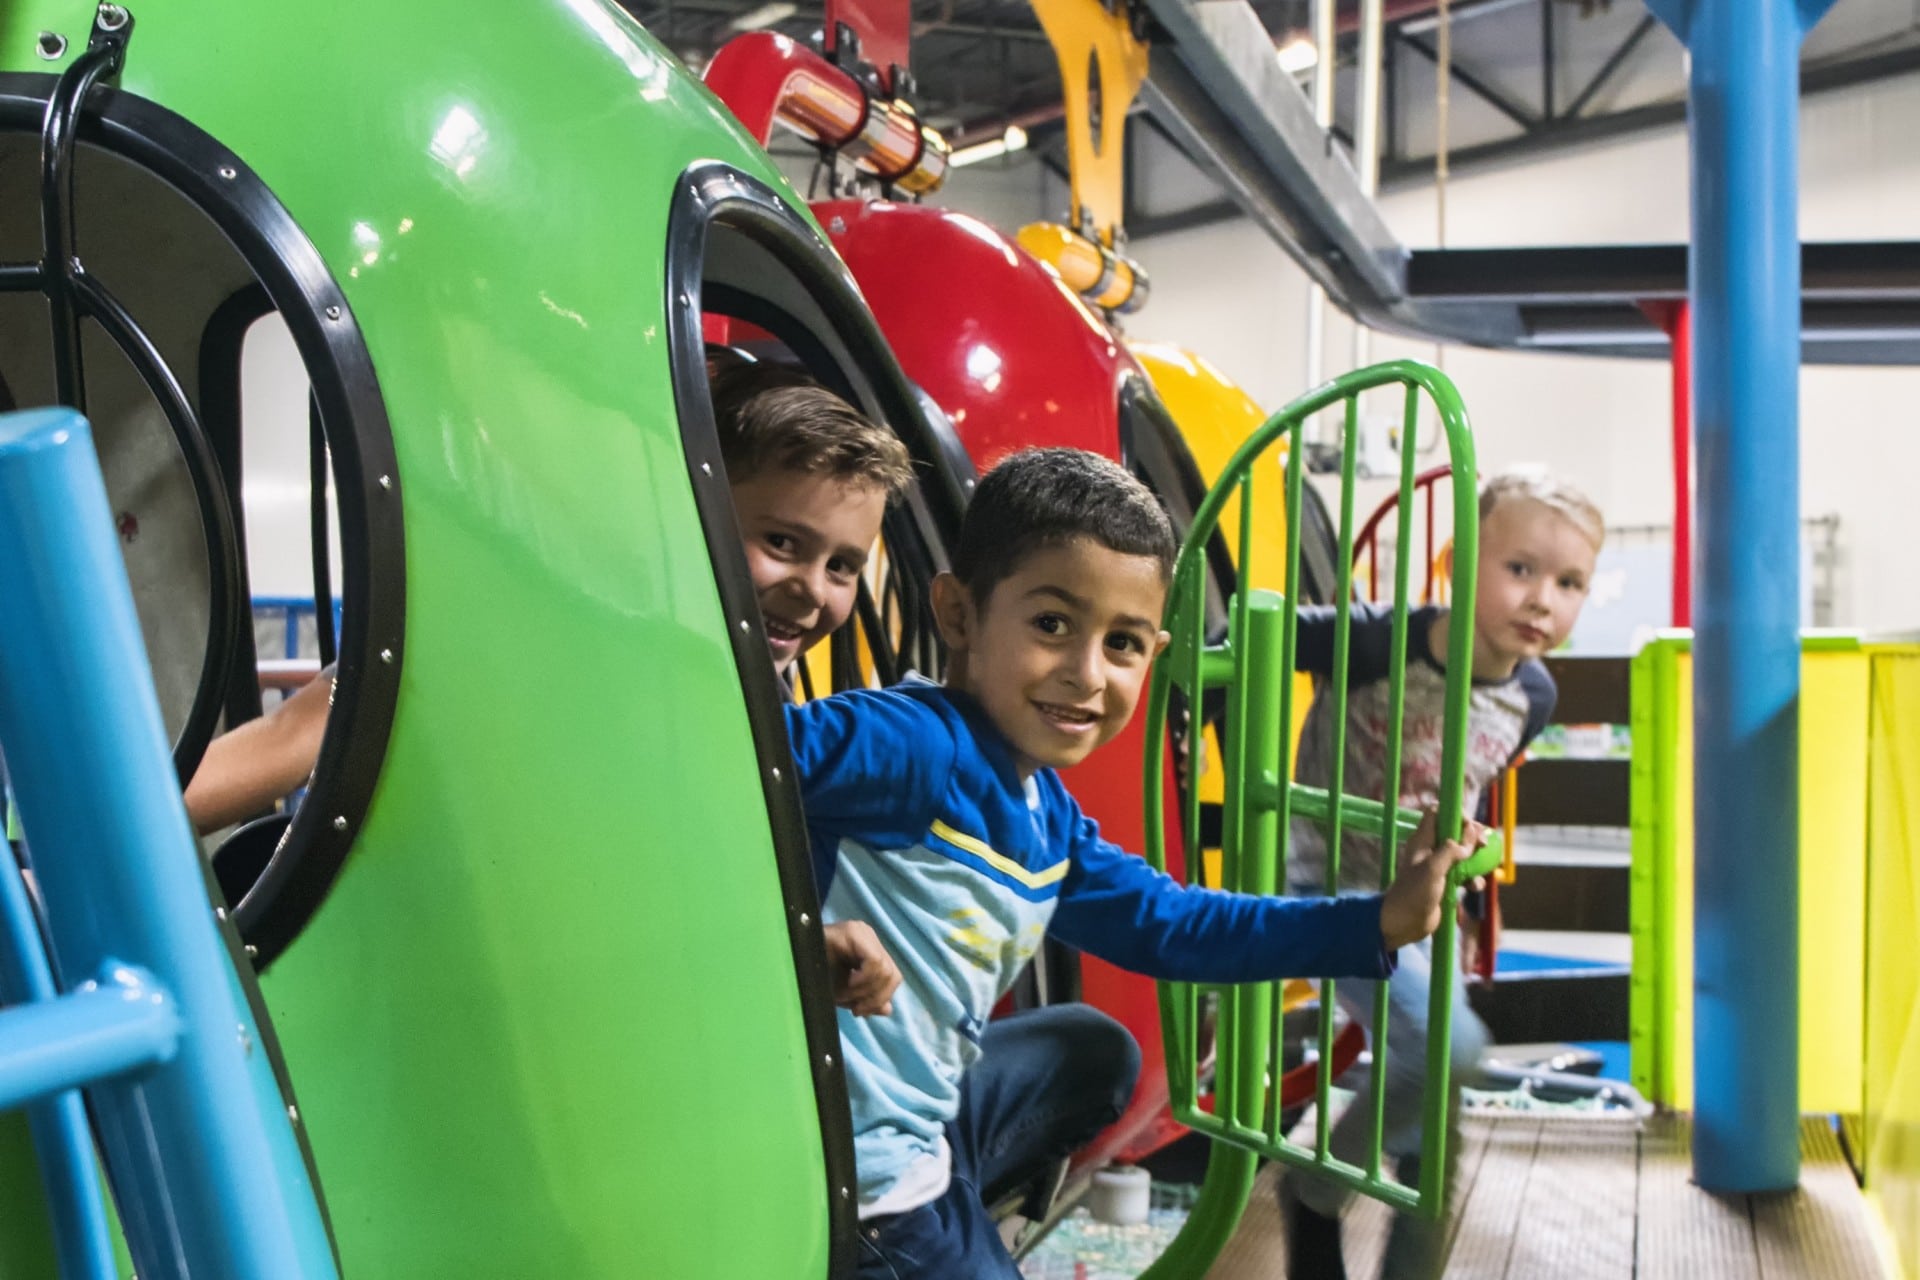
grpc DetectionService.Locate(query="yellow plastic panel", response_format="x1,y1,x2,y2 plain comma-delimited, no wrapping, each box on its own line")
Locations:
1130,343,1289,593
1865,646,1920,1279
1630,636,1870,1114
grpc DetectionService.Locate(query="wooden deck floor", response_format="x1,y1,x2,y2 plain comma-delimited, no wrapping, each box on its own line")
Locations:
1204,1111,1887,1279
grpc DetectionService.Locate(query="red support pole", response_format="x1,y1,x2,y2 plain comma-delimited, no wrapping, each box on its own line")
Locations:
1641,300,1694,627
1669,302,1693,628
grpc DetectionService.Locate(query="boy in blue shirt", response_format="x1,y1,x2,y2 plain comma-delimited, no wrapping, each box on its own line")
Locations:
785,447,1483,1279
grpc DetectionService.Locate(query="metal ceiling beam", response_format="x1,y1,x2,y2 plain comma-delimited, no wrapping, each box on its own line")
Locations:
1399,31,1537,130
1565,14,1658,119
1136,0,1415,308
1380,37,1920,186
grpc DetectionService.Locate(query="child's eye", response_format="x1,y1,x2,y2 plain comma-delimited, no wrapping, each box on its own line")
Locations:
826,556,858,581
765,532,795,554
1106,632,1146,656
1560,575,1588,593
1507,560,1531,578
1032,613,1067,636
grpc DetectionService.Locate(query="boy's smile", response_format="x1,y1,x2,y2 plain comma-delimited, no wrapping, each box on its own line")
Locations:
731,469,888,670
934,537,1170,777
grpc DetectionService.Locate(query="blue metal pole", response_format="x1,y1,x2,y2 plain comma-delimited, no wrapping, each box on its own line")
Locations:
0,801,119,1280
0,408,339,1278
1644,0,1834,1193
0,975,180,1112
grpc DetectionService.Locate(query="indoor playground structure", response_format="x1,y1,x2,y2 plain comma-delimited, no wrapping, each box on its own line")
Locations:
0,0,1917,1277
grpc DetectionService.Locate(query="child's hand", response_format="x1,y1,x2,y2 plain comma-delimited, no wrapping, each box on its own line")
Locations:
822,920,901,1017
1379,811,1490,950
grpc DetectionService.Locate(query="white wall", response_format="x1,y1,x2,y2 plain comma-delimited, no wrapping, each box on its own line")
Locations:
1112,74,1920,634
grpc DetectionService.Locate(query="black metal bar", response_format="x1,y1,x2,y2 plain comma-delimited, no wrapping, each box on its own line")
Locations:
1128,198,1241,241
73,271,244,784
1567,15,1658,119
1540,0,1554,121
0,263,43,291
39,46,123,413
1386,40,1920,188
308,395,336,670
1400,33,1536,131
1385,32,1399,163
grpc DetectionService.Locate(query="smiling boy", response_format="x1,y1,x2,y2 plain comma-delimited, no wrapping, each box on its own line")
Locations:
784,447,1483,1279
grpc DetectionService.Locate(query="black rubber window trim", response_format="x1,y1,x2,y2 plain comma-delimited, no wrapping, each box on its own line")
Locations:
667,160,978,1279
0,74,404,973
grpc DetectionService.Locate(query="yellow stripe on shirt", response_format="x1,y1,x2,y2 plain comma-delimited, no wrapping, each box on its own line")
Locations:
929,819,1070,890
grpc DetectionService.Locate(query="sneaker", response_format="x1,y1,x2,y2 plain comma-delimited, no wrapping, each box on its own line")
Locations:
1279,1175,1349,1280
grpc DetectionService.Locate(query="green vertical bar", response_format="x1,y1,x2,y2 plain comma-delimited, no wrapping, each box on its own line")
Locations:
1315,392,1362,1163
1232,595,1285,1136
1417,381,1479,1218
1364,383,1424,1180
1267,428,1311,1145
1216,477,1258,1117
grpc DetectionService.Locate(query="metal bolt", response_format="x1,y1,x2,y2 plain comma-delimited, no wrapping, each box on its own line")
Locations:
739,619,751,633
332,815,348,831
823,1053,834,1068
96,4,129,32
36,32,67,59
325,305,341,321
799,912,810,926
841,1187,851,1200
214,906,228,922
700,461,713,476
770,766,781,781
244,944,258,958
378,474,392,490
287,1104,300,1124
217,165,237,180
379,648,394,664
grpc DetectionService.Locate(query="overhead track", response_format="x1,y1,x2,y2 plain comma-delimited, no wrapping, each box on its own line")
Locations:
1133,0,1920,365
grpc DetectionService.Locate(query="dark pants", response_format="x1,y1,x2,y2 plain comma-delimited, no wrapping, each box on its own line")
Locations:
855,1004,1142,1280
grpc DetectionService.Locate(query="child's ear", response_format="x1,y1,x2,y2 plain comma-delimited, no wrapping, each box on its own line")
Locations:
1150,630,1171,659
930,571,975,651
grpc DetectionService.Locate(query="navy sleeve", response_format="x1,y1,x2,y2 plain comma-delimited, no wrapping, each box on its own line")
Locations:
783,690,955,886
1046,808,1394,983
1294,602,1432,688
1512,660,1558,762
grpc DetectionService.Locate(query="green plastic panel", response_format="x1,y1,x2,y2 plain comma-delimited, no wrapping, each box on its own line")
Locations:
2,2,836,1275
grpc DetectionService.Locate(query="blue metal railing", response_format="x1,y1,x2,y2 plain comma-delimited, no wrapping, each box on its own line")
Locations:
254,594,343,663
0,408,337,1278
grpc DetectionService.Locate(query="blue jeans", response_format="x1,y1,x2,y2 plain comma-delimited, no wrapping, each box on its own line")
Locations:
855,1003,1141,1280
1287,936,1488,1279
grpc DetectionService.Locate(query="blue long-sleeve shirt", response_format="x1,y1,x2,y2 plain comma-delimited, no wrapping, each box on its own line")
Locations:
786,679,1392,1214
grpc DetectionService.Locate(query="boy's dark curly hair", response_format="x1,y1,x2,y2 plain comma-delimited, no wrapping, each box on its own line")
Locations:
953,447,1176,606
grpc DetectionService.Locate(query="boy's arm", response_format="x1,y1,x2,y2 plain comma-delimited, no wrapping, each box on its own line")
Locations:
1512,660,1558,763
183,667,333,834
782,690,954,850
1047,815,1394,983
1292,601,1418,684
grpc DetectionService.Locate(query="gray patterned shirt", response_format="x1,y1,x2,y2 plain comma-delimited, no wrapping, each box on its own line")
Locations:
1286,604,1555,895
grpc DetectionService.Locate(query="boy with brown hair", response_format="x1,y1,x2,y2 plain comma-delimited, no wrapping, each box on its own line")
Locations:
707,358,917,1016
1282,468,1605,1280
784,446,1486,1279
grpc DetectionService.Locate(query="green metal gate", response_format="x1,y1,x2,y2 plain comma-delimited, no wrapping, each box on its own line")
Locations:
1139,360,1502,1276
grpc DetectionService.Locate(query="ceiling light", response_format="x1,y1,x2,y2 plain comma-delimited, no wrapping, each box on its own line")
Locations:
728,2,796,31
1276,34,1317,74
951,124,1029,168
